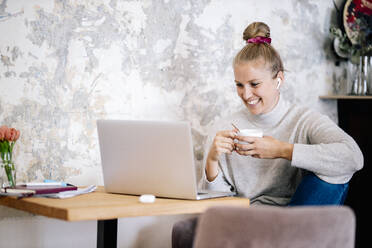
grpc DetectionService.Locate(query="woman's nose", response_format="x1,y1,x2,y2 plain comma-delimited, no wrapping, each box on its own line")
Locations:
242,86,252,100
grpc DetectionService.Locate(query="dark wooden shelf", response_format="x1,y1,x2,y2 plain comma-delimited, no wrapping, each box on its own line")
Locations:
319,95,372,100
325,98,372,247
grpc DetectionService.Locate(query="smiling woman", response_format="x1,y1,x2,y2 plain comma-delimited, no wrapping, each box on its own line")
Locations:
202,22,363,204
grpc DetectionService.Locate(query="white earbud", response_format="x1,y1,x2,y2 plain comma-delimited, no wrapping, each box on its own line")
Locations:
276,78,281,89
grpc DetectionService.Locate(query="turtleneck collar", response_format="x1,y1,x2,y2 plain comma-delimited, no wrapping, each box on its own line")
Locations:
244,94,290,128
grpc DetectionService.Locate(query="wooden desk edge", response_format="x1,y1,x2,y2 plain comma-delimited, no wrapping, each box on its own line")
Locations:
1,195,250,222
0,196,68,220
67,198,251,221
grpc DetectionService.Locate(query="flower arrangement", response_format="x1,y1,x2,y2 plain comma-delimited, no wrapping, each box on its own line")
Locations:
330,0,372,64
0,125,20,187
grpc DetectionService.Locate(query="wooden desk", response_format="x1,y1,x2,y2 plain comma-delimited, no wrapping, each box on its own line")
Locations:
0,187,250,247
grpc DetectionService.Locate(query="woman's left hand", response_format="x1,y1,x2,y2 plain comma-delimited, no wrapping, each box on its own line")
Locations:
234,135,293,160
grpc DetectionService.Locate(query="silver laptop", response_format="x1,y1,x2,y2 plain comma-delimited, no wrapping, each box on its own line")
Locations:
97,119,235,200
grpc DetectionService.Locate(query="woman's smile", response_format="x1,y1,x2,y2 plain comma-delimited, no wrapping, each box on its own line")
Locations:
246,98,261,106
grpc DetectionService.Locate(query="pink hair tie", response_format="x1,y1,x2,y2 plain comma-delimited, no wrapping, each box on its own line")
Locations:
246,36,271,44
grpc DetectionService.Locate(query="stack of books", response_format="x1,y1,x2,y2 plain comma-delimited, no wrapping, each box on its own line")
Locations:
1,182,78,197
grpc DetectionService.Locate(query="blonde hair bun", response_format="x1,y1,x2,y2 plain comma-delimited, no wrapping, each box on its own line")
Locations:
243,22,271,41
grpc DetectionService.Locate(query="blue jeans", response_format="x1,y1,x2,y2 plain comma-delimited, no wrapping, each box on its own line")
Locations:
288,172,349,206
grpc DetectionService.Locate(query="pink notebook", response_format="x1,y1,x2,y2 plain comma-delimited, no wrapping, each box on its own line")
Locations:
3,184,78,195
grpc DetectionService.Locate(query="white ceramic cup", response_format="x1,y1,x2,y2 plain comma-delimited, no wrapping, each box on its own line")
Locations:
236,129,263,144
238,129,263,137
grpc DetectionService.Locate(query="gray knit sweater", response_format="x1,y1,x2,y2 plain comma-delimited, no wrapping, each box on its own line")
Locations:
201,96,363,206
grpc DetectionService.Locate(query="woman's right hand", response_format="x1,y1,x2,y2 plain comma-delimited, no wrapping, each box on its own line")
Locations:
207,130,237,162
205,130,236,182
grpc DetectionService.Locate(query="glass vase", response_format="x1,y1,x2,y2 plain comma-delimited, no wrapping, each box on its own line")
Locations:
350,56,368,95
1,161,16,188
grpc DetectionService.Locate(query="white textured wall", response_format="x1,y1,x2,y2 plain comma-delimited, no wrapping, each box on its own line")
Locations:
1,0,338,247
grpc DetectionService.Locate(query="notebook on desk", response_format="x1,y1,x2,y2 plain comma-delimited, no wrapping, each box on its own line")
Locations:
97,119,235,200
2,184,78,195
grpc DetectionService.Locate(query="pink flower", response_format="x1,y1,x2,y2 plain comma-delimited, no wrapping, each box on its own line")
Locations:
4,127,12,141
0,126,20,141
9,128,17,141
0,125,9,141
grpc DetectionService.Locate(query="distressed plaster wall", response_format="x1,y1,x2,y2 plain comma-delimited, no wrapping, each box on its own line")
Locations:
0,0,338,247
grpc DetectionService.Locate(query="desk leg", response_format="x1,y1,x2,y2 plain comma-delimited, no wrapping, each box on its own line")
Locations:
97,219,118,248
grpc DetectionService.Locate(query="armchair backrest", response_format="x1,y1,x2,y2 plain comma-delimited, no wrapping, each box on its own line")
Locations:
193,205,355,248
